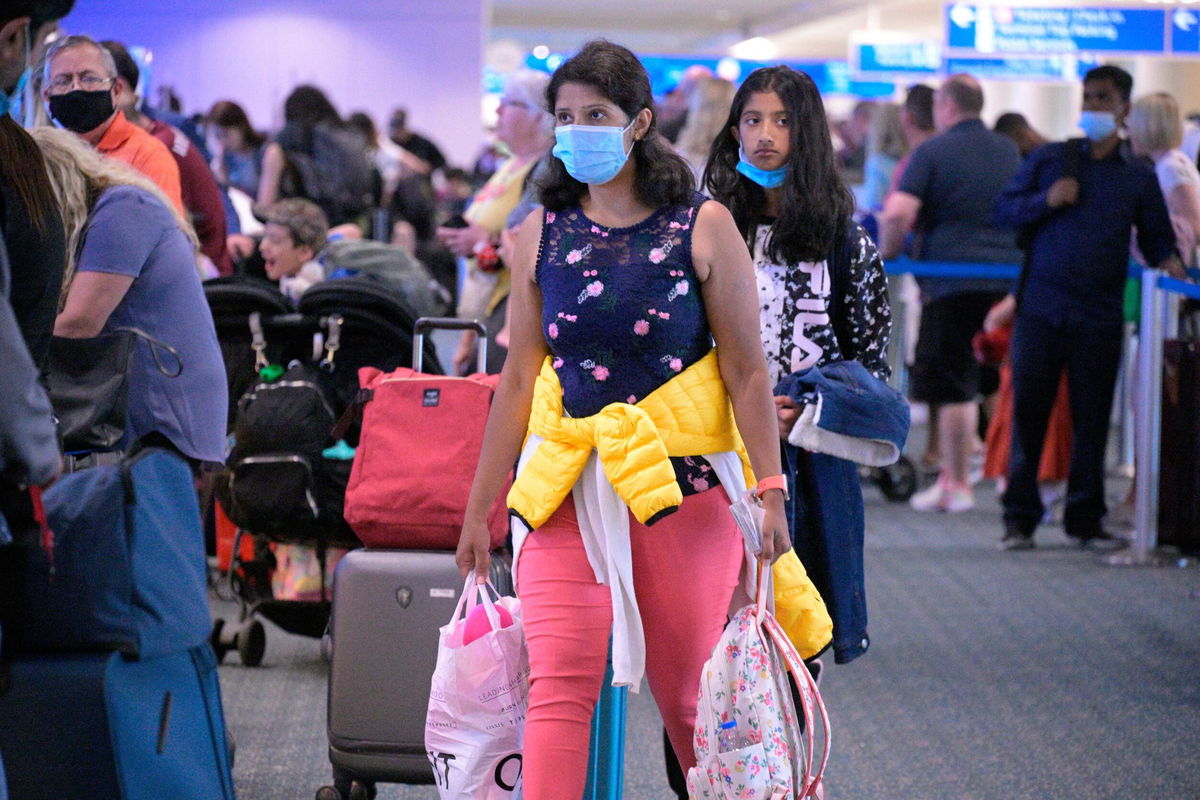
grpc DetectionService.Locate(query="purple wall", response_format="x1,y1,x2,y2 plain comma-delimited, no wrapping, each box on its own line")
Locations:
60,0,485,165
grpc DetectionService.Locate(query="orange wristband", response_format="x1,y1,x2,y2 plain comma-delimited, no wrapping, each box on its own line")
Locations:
754,474,789,501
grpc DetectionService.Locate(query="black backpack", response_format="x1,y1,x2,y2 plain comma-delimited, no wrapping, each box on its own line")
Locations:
825,217,861,357
285,122,375,225
217,360,356,545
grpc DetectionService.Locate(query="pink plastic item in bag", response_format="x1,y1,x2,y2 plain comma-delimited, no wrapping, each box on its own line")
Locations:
463,601,514,646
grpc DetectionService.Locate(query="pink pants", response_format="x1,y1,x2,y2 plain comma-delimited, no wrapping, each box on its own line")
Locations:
515,488,743,800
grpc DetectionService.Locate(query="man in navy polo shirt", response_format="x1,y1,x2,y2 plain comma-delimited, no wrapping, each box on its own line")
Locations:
995,65,1182,550
881,74,1023,513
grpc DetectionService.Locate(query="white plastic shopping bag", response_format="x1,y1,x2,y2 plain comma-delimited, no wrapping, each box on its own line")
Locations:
425,577,529,800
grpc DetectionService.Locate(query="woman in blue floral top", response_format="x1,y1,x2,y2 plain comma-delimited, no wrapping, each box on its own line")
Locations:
456,41,790,799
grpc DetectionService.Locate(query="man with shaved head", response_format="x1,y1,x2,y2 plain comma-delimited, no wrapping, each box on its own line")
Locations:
880,74,1023,513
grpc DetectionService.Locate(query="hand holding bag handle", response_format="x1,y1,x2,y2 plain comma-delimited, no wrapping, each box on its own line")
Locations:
453,575,503,631
754,561,831,798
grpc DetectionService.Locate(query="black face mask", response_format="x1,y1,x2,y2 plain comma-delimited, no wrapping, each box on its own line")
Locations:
48,89,115,134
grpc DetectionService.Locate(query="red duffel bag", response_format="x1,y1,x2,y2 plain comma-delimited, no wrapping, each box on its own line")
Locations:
343,365,509,549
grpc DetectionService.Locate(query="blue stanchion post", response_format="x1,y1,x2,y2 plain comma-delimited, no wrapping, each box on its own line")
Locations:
581,650,626,800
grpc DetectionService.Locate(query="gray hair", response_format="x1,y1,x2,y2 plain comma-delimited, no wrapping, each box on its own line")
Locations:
503,69,554,136
43,34,118,83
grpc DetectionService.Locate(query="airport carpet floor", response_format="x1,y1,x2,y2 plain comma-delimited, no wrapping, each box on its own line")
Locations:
215,475,1200,800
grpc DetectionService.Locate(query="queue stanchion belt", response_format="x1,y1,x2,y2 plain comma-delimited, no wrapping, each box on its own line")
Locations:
882,258,1022,412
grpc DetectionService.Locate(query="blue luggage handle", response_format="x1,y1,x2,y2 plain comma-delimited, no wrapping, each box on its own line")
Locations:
583,644,627,800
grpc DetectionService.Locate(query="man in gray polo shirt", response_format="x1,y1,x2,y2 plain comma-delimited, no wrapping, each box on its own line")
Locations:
880,74,1022,513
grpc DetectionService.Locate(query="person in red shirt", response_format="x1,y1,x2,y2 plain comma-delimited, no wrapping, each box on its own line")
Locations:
101,40,231,275
41,34,183,217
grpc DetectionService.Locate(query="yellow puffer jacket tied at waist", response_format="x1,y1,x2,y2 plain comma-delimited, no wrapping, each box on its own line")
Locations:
505,348,833,684
507,348,755,530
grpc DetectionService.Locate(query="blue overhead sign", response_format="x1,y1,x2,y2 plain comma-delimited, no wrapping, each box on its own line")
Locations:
852,40,941,78
946,55,1099,82
1171,9,1200,55
946,4,1167,55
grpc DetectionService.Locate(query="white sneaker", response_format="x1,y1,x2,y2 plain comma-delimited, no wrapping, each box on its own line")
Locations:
941,482,975,513
910,477,948,511
968,452,985,486
910,475,975,512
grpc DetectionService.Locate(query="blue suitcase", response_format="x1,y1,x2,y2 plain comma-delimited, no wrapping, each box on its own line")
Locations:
4,446,211,658
0,446,234,798
0,644,236,800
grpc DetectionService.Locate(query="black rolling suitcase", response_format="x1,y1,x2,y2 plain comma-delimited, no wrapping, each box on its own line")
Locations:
319,549,512,799
1159,339,1200,553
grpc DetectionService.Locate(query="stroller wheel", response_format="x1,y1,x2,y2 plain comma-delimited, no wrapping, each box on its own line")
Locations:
314,787,343,800
348,781,376,800
237,619,267,667
210,618,231,664
877,456,918,502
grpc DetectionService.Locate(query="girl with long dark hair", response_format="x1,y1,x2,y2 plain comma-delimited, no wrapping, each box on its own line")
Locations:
704,66,892,666
456,41,790,797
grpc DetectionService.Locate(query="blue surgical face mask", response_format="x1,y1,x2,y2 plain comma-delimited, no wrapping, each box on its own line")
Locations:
736,146,788,188
1078,110,1118,142
553,118,636,185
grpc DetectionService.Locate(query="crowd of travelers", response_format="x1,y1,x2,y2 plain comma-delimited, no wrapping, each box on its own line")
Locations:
2,1,1198,796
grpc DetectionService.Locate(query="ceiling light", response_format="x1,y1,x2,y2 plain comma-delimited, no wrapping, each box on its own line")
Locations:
532,45,550,60
716,57,741,82
730,36,778,61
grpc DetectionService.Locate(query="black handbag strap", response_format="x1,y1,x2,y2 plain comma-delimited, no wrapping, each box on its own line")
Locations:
115,326,184,378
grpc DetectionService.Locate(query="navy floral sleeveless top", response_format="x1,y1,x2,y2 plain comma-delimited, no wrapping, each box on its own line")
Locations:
537,191,720,496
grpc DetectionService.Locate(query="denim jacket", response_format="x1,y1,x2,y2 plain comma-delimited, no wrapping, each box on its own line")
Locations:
775,360,911,664
775,360,910,467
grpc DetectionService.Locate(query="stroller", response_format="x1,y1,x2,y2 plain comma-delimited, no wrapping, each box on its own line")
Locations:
860,456,918,502
204,275,440,666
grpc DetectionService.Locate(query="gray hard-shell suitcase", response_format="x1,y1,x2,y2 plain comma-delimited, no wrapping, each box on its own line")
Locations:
322,548,512,797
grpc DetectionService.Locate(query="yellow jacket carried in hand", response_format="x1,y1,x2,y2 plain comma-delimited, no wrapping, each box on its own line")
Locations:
772,549,833,659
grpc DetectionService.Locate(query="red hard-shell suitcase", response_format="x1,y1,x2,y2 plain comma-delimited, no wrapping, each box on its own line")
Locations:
320,548,512,798
342,318,509,549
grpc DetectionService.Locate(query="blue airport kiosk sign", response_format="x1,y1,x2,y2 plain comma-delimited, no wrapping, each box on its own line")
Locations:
946,4,1166,55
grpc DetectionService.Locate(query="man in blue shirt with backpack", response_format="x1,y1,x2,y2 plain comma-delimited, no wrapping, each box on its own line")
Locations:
995,65,1182,550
